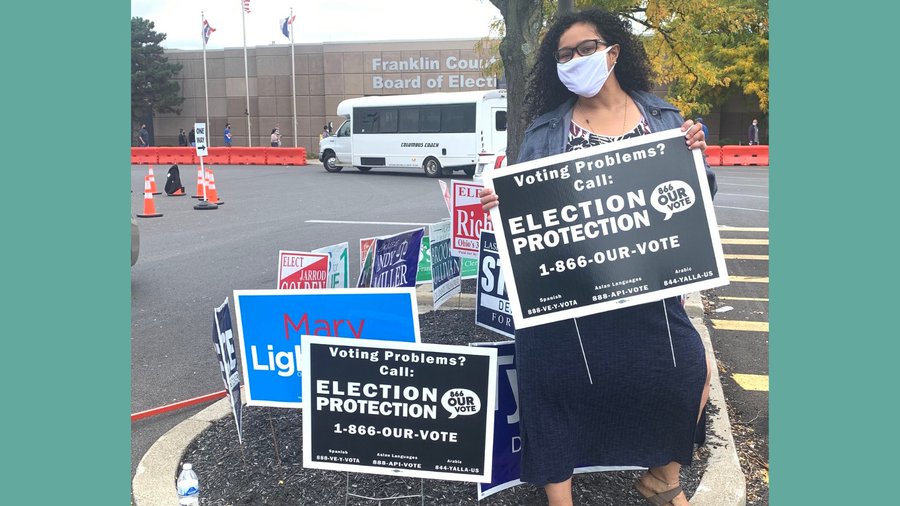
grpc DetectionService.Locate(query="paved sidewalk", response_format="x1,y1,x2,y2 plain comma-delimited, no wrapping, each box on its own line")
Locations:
132,290,745,505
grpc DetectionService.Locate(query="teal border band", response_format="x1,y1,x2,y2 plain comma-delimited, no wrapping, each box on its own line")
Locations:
771,2,900,503
2,2,130,502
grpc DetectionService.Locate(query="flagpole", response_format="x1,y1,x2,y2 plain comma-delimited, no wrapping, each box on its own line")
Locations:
241,0,252,147
290,8,297,148
201,12,211,142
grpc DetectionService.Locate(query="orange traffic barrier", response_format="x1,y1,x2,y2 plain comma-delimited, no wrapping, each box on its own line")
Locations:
229,147,267,165
157,147,196,165
266,147,308,165
721,145,769,166
131,147,158,165
147,166,161,195
203,147,231,165
136,176,163,218
745,145,769,165
192,166,205,198
704,146,722,167
205,170,224,205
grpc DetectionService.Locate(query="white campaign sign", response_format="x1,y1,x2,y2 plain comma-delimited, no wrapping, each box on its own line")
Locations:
194,122,208,157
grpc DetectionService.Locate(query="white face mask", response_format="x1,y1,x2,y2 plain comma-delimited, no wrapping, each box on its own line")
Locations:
556,46,615,98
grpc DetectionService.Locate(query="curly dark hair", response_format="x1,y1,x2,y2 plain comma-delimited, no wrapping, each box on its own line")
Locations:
524,9,652,123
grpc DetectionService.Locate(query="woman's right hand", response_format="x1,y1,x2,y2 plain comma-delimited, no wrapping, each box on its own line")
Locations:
480,188,499,212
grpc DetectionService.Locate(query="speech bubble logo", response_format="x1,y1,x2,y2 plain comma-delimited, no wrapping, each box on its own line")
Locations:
651,180,695,221
441,388,481,419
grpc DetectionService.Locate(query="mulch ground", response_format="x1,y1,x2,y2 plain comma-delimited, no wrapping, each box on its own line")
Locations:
182,305,711,505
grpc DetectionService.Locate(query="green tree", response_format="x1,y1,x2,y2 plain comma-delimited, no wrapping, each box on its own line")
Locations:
131,17,183,134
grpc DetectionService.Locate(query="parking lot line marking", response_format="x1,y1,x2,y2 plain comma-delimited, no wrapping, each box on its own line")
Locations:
716,193,769,199
714,205,769,213
724,254,769,260
729,275,769,283
719,226,769,232
732,373,769,392
711,319,769,332
721,238,769,245
719,296,769,302
306,220,432,226
716,182,768,188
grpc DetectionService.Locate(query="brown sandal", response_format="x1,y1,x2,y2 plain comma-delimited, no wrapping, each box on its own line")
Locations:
635,469,683,506
635,483,683,505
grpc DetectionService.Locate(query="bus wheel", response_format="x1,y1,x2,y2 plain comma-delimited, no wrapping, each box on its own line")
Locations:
423,157,442,178
463,165,476,177
356,166,372,172
323,151,343,173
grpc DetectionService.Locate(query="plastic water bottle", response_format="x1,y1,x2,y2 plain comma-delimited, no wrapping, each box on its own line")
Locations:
176,462,200,505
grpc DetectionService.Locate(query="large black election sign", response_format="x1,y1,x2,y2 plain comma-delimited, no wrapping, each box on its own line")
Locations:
487,128,728,328
302,337,497,482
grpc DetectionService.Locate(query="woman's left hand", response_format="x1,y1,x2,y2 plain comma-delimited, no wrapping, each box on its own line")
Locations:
681,120,707,152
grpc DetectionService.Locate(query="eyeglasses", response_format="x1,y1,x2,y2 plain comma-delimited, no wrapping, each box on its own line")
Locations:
555,39,608,64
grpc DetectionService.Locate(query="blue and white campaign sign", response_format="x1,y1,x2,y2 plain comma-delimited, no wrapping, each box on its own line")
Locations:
213,298,243,443
233,288,421,408
313,242,350,288
476,232,514,338
371,228,425,288
470,341,642,499
429,221,461,309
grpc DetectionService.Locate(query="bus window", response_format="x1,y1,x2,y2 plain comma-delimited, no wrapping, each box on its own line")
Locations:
377,109,399,133
355,109,378,133
337,121,350,137
441,104,476,133
399,107,419,133
420,107,441,133
495,110,507,131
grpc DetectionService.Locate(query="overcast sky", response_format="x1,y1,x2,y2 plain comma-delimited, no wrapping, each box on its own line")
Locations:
131,0,503,50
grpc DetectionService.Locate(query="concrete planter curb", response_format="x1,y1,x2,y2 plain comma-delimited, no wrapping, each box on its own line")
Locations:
685,292,747,506
133,290,745,505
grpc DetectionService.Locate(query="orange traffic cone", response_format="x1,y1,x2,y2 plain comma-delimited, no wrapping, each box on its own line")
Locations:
205,170,224,205
169,187,185,196
136,176,163,218
192,166,205,198
148,166,161,195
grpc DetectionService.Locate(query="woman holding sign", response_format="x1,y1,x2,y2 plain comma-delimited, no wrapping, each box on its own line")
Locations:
481,9,715,506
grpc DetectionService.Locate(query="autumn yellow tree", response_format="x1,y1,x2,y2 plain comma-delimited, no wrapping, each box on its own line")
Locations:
616,0,768,117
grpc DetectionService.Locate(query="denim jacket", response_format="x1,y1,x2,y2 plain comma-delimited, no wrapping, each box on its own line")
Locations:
517,90,717,196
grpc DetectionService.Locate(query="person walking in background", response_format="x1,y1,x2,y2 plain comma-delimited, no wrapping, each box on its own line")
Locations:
321,125,331,140
178,128,188,147
748,118,760,145
138,123,150,147
327,121,334,136
695,117,709,143
188,128,196,147
224,123,233,147
479,9,714,506
270,127,282,147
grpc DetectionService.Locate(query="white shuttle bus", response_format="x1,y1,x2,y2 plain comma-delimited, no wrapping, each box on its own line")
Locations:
319,90,507,177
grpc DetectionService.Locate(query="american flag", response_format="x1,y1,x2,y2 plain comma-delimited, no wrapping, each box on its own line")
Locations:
202,20,216,45
281,15,295,39
242,0,251,13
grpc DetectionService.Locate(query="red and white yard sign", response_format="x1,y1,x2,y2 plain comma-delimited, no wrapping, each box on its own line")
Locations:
276,250,330,290
450,180,494,259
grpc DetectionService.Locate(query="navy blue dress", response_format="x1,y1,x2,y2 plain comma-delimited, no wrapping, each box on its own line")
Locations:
515,119,707,485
